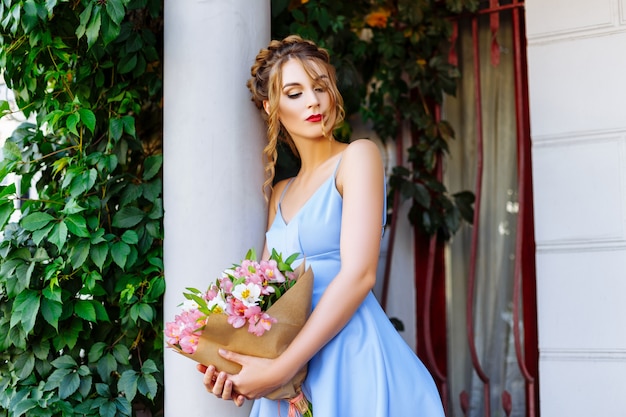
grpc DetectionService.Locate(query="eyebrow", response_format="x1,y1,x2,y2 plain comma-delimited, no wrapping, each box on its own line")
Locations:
282,75,329,89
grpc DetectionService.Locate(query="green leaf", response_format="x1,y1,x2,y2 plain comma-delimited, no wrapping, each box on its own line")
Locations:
109,117,124,141
51,355,77,369
93,301,110,322
100,401,116,417
0,202,15,230
78,375,93,398
118,53,137,74
143,155,162,180
64,214,90,237
14,351,35,380
12,399,37,416
121,230,138,245
86,6,102,49
105,0,125,26
52,318,82,350
42,285,62,302
74,300,97,322
49,221,68,251
59,372,80,399
88,342,107,363
115,397,132,416
141,359,159,374
11,289,40,334
3,140,22,161
122,115,135,137
44,368,71,391
76,2,93,39
137,373,158,400
112,206,145,228
0,100,10,115
118,370,138,402
32,222,54,245
21,0,39,31
111,241,131,269
101,12,121,45
78,108,96,134
21,212,55,231
90,242,109,271
41,297,62,330
69,238,90,269
0,182,16,200
112,344,130,365
97,353,117,383
66,112,80,135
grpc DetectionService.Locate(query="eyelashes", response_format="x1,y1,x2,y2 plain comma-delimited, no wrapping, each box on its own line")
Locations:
285,87,327,99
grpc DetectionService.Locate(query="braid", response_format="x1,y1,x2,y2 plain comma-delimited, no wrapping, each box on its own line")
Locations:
247,35,345,201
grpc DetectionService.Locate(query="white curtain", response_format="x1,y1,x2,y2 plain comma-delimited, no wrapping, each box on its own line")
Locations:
444,13,526,417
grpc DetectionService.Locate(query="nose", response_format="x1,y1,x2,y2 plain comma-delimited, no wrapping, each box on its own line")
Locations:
306,88,320,109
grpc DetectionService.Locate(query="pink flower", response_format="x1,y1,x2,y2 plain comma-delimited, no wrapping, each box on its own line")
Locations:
260,259,285,283
179,333,200,354
219,276,233,293
248,312,277,336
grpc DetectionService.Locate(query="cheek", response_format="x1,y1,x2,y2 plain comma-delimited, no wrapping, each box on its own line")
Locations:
278,102,299,125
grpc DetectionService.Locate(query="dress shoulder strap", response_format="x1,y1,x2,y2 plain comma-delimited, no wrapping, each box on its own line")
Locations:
279,178,295,204
332,154,343,178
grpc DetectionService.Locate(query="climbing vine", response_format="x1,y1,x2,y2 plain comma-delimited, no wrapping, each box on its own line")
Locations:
0,0,164,415
272,0,477,238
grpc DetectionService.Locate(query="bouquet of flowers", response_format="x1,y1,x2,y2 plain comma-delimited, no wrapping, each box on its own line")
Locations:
165,249,313,416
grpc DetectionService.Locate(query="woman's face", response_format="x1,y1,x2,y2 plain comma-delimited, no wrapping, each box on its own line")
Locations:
274,59,334,142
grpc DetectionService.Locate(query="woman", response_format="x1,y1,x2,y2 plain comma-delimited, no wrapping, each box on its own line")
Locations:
199,35,445,417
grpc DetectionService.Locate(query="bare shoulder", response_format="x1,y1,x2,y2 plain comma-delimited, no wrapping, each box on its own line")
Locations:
336,139,383,192
340,139,383,171
269,178,292,212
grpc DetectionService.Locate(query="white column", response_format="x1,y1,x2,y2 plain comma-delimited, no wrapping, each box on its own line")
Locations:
163,1,270,416
526,1,626,416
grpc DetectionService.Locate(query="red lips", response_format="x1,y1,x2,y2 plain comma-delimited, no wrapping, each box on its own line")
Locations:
306,114,322,122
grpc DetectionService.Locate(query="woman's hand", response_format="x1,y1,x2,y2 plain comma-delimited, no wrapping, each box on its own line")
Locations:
197,363,246,407
218,349,290,400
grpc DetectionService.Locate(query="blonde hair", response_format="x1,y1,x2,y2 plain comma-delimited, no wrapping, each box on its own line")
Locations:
247,35,345,200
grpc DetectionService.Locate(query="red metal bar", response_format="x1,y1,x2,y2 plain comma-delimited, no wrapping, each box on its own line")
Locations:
510,4,539,417
417,107,449,413
466,14,491,417
476,3,524,14
489,0,501,66
380,124,405,312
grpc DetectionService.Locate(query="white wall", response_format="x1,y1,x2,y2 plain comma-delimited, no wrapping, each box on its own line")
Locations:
163,1,270,416
526,1,626,415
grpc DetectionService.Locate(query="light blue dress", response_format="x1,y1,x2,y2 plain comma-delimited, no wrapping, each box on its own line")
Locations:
251,160,445,417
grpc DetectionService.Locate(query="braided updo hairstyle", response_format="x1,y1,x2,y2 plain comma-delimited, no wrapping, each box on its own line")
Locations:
247,35,345,199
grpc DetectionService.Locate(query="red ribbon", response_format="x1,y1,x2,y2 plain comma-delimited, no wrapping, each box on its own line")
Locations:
277,391,306,417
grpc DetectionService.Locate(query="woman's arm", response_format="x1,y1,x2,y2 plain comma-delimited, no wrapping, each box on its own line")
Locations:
199,177,291,405
221,139,385,399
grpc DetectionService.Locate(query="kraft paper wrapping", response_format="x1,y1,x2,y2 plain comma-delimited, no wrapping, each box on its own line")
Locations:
170,263,313,401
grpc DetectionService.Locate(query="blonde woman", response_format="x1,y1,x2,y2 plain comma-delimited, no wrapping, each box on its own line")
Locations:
200,35,445,417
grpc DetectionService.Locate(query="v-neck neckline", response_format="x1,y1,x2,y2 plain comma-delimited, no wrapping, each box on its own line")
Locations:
278,174,334,226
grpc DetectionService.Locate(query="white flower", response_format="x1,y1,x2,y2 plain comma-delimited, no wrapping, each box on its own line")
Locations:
232,283,262,307
207,294,227,314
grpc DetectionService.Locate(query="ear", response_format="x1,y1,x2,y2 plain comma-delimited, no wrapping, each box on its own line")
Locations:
263,100,270,116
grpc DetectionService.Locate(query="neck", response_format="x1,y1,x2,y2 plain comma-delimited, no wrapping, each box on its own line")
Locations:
296,136,338,174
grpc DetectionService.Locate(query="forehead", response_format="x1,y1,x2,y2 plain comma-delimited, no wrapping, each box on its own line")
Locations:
280,58,328,85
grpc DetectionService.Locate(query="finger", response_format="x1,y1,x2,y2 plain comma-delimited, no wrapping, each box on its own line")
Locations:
234,394,246,407
221,378,234,401
202,365,217,390
218,348,246,365
211,371,227,397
